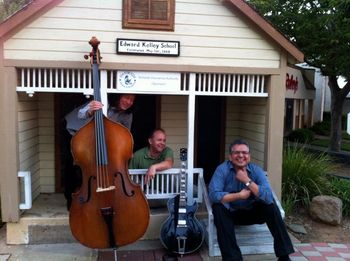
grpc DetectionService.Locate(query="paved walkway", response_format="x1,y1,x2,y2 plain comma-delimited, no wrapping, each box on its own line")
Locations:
291,243,350,261
1,224,350,260
1,242,350,260
109,243,350,260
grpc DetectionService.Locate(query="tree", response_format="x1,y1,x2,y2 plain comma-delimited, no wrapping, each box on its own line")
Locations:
0,0,30,22
248,0,350,151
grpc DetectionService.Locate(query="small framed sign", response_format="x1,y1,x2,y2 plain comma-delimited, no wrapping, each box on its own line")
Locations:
117,38,180,57
117,71,181,92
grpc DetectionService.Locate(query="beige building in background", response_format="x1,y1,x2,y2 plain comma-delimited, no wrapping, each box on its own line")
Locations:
284,65,316,134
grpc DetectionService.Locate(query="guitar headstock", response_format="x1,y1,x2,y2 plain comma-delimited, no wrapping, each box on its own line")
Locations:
180,148,187,162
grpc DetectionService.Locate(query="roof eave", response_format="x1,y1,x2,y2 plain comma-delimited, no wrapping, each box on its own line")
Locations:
0,0,64,41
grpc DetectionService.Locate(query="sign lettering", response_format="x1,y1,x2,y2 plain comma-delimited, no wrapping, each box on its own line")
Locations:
286,73,298,94
117,38,180,57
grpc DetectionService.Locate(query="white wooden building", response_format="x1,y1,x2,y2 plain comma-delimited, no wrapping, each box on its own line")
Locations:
0,0,303,242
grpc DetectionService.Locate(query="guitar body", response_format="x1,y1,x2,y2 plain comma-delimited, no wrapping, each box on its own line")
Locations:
160,194,204,254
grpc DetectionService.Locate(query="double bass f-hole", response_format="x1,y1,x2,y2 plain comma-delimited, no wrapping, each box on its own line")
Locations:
114,171,135,197
69,37,150,252
78,171,135,204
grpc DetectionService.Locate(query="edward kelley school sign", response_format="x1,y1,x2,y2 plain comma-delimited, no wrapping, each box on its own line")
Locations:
117,38,180,56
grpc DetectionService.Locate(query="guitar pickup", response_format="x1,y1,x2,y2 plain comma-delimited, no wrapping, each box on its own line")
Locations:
177,220,187,227
178,208,187,214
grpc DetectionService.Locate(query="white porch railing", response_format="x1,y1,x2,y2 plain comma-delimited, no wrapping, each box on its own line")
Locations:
128,168,203,203
16,68,268,97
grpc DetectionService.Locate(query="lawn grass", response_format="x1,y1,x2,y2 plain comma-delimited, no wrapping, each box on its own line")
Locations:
311,137,350,151
343,132,350,140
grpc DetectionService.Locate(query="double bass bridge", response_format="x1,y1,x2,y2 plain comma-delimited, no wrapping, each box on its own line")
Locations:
96,186,115,192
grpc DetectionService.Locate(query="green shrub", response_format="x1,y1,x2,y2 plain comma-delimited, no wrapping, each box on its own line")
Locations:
323,112,331,122
343,132,350,141
320,112,347,131
287,128,315,143
329,177,350,216
310,121,331,136
282,144,333,209
281,189,297,216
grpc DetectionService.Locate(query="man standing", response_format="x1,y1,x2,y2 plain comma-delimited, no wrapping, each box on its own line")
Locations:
208,139,294,261
129,128,174,184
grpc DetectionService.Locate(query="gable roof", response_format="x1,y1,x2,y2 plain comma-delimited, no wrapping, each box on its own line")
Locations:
0,0,304,62
223,0,303,62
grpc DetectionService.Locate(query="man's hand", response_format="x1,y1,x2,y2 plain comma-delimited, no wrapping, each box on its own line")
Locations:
221,188,251,203
235,168,249,183
87,100,103,116
144,165,157,185
239,188,251,200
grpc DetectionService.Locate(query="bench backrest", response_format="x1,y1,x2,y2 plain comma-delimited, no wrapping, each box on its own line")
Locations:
129,168,203,203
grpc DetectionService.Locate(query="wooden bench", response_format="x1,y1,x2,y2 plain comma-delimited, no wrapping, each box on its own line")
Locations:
199,176,285,257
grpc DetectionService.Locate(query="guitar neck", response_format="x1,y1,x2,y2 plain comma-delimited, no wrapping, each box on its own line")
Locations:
179,160,187,207
178,148,188,208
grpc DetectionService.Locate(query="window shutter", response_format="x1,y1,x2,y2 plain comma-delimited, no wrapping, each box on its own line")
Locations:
123,0,175,31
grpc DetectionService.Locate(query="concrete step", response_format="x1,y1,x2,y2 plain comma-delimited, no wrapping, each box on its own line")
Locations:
7,194,207,245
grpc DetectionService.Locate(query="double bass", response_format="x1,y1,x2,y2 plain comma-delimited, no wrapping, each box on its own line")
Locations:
69,37,150,250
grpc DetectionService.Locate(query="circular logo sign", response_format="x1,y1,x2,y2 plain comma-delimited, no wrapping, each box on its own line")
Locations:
119,71,136,88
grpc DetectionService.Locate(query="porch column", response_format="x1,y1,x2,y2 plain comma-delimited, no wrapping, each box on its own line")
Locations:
266,74,286,199
0,66,20,221
186,73,196,205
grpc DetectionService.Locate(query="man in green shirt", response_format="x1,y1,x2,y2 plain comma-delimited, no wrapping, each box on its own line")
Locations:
129,128,174,184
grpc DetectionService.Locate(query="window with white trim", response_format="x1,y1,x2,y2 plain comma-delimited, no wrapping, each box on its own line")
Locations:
122,0,175,31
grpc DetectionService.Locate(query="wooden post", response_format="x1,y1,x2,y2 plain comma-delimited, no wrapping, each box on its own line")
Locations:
0,66,20,221
265,56,287,199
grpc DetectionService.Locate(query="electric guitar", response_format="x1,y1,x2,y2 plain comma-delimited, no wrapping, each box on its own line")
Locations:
160,148,204,255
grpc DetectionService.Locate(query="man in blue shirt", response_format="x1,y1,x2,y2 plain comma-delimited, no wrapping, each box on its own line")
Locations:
209,139,294,261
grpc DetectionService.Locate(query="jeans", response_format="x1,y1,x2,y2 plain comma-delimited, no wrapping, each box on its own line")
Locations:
212,202,294,261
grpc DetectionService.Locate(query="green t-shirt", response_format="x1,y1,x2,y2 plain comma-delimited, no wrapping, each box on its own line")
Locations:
129,146,174,169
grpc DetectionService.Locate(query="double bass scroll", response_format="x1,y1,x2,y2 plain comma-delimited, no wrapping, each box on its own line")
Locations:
69,37,150,249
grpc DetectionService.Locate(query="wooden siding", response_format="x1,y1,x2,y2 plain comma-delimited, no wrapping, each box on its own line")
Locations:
38,93,55,193
160,95,188,166
18,93,55,199
18,93,40,199
161,95,267,167
225,97,266,166
4,0,280,68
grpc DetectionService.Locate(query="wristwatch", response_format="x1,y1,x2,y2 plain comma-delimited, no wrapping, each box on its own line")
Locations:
245,180,252,187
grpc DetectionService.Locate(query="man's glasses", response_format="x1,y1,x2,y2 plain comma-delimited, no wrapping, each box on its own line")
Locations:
231,151,249,155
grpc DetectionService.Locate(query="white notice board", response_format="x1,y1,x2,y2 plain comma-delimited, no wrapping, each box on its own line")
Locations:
117,71,181,93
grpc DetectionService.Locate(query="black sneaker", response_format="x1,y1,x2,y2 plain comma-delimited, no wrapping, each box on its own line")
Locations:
162,252,178,261
278,255,291,261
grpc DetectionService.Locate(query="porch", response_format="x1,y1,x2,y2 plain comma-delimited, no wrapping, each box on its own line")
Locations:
7,168,281,259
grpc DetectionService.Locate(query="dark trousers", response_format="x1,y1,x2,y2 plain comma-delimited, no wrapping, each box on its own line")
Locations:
212,202,294,261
